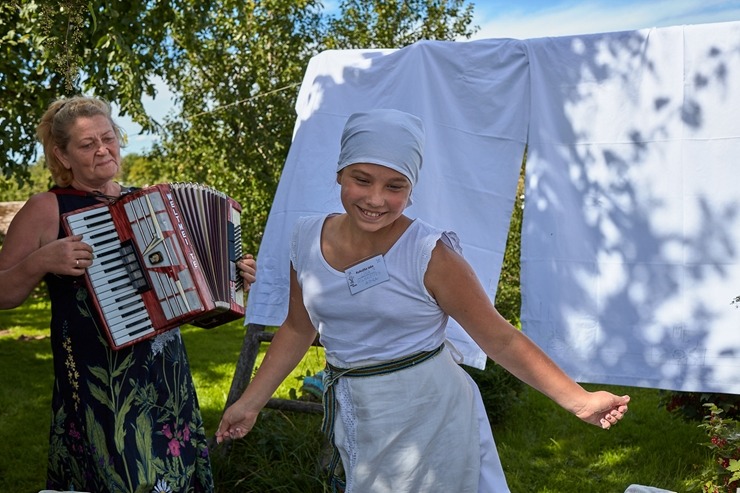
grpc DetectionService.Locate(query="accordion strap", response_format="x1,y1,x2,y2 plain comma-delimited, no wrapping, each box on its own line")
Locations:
49,185,138,203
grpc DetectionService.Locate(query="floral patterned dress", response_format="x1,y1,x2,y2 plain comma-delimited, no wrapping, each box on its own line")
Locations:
44,187,215,493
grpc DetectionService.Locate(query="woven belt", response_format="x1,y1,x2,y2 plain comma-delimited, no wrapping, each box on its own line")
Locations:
321,344,445,491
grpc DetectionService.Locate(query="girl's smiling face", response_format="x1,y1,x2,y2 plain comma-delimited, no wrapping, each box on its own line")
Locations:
338,163,412,233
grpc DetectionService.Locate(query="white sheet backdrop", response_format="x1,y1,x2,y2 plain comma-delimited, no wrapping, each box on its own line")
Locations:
245,40,531,369
245,22,740,391
523,22,740,393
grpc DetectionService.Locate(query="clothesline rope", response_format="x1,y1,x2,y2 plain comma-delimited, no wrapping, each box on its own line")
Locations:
187,82,301,120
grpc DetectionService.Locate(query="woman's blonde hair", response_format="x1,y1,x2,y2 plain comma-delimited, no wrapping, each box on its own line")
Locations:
36,96,125,187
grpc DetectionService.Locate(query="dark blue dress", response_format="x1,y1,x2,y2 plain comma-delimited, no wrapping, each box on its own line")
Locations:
44,187,214,493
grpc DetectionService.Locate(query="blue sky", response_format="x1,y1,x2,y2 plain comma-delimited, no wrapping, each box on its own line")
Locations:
118,0,740,155
472,0,740,39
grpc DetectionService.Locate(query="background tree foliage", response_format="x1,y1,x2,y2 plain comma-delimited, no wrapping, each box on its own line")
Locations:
325,0,476,49
1,0,181,183
148,0,327,255
2,0,477,255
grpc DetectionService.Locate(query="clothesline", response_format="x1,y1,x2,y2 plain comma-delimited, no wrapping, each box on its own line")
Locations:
187,82,301,120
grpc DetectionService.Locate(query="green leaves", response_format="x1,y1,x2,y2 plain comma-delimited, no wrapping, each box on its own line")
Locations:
3,0,477,255
325,0,477,49
692,403,740,491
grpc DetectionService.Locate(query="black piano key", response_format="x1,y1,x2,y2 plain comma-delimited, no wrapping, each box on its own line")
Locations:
102,303,147,328
108,314,151,335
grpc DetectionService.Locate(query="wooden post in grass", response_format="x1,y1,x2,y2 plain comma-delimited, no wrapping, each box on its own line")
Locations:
224,323,322,414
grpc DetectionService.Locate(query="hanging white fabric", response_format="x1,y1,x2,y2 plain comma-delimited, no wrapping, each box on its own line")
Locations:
523,21,740,393
245,39,531,369
246,21,740,392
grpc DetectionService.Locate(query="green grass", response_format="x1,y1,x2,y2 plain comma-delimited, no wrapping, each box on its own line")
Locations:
0,296,714,492
180,321,326,437
0,297,56,492
494,385,709,492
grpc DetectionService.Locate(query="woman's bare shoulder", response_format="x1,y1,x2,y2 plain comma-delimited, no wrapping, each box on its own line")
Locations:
14,191,59,221
4,191,60,246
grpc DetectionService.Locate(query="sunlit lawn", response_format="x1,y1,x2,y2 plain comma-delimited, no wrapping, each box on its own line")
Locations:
0,296,711,493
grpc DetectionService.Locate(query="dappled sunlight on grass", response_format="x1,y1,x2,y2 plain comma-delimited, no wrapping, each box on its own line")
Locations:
0,311,55,492
0,297,50,335
0,296,717,492
495,385,710,492
595,446,639,467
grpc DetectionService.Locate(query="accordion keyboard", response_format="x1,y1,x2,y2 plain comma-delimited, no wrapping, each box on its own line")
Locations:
65,206,157,346
63,184,244,349
65,190,206,347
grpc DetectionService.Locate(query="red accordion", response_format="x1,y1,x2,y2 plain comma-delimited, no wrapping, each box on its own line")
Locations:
62,183,245,349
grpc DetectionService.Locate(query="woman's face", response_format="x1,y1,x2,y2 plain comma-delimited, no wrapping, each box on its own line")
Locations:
338,163,412,233
54,114,121,189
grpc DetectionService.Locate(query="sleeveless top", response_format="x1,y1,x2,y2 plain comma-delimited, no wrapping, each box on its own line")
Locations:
43,186,214,493
290,214,461,367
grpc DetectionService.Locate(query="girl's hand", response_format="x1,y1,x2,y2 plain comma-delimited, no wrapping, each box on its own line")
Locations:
575,392,630,429
215,400,260,444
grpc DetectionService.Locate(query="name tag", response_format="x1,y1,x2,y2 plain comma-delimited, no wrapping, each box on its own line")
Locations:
344,254,390,295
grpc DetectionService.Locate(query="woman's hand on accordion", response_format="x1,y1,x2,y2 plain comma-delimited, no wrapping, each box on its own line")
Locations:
238,254,257,291
45,235,94,277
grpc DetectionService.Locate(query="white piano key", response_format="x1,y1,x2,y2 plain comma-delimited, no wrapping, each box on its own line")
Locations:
90,274,134,295
107,310,151,331
67,214,112,229
89,269,130,286
66,208,112,226
96,284,141,303
83,227,118,240
93,250,125,266
98,290,141,309
92,286,136,306
88,248,127,271
95,284,137,304
87,257,125,277
68,221,114,237
84,234,121,250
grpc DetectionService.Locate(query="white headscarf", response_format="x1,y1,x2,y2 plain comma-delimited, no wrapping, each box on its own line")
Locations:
337,109,425,193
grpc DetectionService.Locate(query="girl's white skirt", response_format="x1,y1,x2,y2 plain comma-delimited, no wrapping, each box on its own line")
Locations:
332,347,511,492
